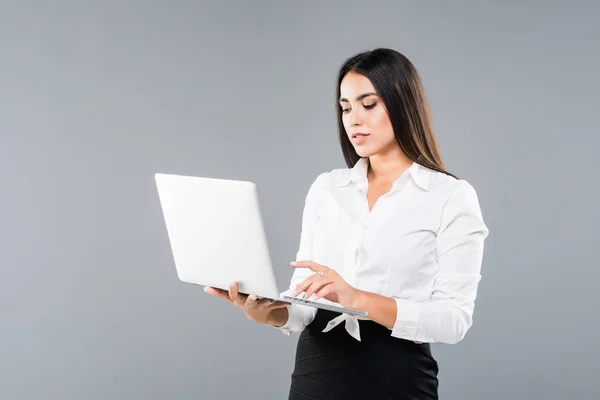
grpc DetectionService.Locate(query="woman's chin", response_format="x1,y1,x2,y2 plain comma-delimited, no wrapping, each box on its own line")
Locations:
354,146,376,158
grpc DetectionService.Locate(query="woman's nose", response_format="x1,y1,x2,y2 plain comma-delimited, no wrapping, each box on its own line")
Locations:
349,107,363,126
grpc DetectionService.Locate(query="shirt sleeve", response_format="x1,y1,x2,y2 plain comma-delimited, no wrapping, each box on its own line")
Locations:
391,180,489,344
275,175,324,335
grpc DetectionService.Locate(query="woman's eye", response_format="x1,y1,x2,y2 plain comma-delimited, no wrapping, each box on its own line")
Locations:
342,102,376,114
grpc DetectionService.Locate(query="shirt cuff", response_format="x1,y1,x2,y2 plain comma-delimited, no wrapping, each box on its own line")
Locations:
391,298,420,340
277,306,295,335
275,303,316,336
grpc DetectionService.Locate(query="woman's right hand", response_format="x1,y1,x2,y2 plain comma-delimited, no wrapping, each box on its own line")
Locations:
205,281,290,326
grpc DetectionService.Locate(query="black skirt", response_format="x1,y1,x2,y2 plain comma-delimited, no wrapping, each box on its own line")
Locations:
288,309,439,400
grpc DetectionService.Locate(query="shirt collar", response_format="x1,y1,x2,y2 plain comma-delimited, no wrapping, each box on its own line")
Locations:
336,157,431,191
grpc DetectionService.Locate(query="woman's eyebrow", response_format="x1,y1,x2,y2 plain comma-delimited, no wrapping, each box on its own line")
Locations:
339,92,377,103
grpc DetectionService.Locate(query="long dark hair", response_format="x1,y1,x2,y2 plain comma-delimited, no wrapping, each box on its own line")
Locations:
335,48,457,179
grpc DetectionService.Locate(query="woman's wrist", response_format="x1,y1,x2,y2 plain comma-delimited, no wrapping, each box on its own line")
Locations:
266,307,289,327
351,289,367,310
352,289,397,329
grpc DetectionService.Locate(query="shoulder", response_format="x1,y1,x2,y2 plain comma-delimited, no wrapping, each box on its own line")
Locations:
307,166,351,191
301,167,351,207
426,168,487,234
427,168,481,206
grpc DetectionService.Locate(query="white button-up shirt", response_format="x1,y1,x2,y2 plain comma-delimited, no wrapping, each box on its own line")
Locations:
277,158,489,344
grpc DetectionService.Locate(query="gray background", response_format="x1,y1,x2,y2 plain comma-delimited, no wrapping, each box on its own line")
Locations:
1,1,598,399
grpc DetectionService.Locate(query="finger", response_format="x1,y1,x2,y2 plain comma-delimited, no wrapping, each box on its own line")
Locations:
291,260,329,274
305,278,334,300
253,298,290,310
228,282,247,307
204,286,233,303
255,298,276,307
244,294,259,309
291,275,317,297
266,300,291,310
314,283,334,300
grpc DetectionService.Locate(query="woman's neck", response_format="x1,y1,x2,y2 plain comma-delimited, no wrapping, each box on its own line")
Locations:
367,148,413,183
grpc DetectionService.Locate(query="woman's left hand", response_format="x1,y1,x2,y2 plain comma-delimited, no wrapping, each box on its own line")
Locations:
291,260,360,309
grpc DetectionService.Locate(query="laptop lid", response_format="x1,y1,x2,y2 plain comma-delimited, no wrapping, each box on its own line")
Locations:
155,173,281,299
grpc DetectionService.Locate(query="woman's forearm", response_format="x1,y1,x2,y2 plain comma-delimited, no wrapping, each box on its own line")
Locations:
267,291,397,331
267,307,289,327
352,289,397,329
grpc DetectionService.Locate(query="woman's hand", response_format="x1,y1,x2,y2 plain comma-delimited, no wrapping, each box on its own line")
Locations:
291,260,361,309
204,282,290,325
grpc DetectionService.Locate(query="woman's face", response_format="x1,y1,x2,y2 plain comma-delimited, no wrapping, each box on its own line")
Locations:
339,72,396,158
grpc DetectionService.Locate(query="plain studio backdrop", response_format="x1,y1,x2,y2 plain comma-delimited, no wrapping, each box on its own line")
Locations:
1,1,598,399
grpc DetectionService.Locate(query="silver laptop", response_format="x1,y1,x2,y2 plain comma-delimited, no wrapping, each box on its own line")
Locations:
154,172,367,318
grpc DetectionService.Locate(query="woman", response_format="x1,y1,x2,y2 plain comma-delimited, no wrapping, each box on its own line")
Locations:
205,47,489,399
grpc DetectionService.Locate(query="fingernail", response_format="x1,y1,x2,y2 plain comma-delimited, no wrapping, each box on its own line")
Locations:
204,287,208,292
290,261,296,266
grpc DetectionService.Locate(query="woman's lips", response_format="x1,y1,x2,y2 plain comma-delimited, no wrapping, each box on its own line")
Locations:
352,133,370,144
